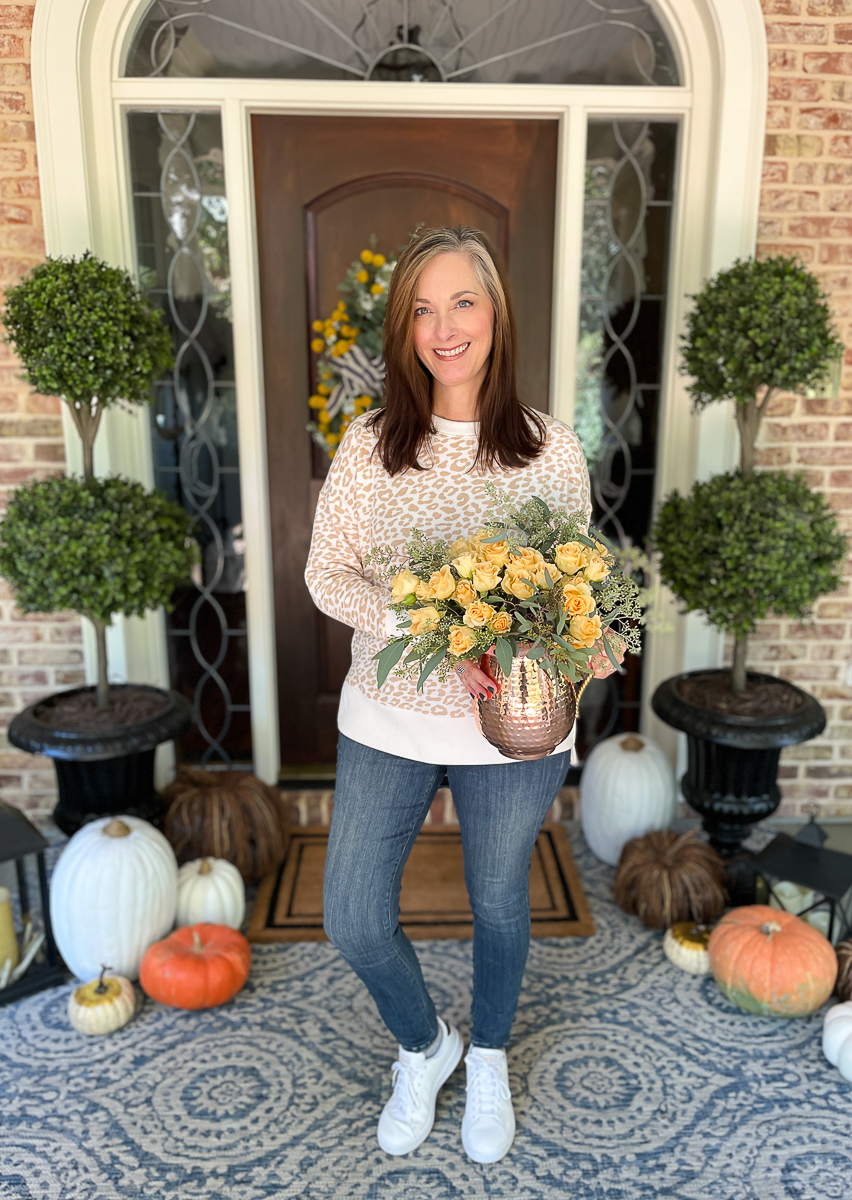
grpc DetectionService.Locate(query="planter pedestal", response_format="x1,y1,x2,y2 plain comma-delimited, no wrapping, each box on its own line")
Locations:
652,671,825,859
9,685,193,835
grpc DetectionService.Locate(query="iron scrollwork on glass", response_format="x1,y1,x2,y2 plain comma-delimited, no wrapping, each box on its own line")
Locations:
128,110,252,766
126,0,679,86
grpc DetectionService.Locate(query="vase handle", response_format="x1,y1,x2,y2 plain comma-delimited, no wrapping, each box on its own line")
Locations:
575,674,593,707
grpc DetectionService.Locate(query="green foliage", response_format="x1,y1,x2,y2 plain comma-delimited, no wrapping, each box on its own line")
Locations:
2,251,173,408
681,256,843,408
652,470,848,638
0,475,198,625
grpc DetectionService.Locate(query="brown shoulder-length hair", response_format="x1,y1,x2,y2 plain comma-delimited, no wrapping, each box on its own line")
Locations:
367,226,546,475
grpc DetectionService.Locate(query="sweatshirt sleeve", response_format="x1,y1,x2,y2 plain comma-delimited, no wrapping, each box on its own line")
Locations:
304,420,390,641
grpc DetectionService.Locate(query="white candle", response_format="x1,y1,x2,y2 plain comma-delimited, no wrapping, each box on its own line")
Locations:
0,886,19,972
769,880,815,917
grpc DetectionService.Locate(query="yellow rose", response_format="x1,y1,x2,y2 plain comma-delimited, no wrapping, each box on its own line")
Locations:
448,536,476,557
463,601,496,629
508,546,544,569
391,568,420,602
490,611,512,635
569,613,602,648
415,579,430,600
583,551,610,582
479,539,510,568
554,541,587,575
451,552,479,580
471,560,502,593
532,560,561,589
425,565,456,600
454,580,477,608
561,576,595,616
408,606,441,636
501,565,537,600
448,625,477,656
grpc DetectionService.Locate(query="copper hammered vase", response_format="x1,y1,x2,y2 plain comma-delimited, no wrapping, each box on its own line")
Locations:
474,648,588,761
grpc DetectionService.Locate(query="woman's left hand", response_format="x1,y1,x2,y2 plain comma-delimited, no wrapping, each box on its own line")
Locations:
587,631,626,679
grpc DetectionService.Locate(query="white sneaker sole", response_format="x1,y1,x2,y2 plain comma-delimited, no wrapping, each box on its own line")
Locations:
377,1024,464,1156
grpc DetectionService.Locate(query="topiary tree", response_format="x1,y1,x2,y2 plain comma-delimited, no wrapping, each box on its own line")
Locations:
680,255,843,475
0,476,197,708
0,251,189,709
2,252,173,480
653,256,848,695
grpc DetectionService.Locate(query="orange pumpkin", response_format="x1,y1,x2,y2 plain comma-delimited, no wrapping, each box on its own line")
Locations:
139,923,251,1009
708,904,837,1018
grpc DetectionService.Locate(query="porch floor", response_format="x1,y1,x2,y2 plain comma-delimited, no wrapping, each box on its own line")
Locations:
1,824,849,1199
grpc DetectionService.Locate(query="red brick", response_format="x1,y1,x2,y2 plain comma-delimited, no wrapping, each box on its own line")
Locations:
818,601,852,617
804,51,852,72
819,243,852,262
826,189,852,210
758,217,784,238
780,663,840,679
765,392,798,416
777,765,800,779
0,147,24,173
831,469,852,485
32,442,64,463
830,81,852,101
765,0,803,12
767,105,793,129
0,227,44,253
756,242,816,262
755,446,793,466
800,107,852,130
830,135,852,157
779,782,832,798
0,394,16,413
0,200,30,223
0,92,27,116
828,490,852,507
0,441,23,461
785,622,846,638
0,623,41,643
774,76,826,99
0,417,61,437
808,0,852,10
0,34,23,58
800,445,852,463
811,643,852,659
805,396,852,415
769,48,799,69
0,669,46,686
763,159,789,181
761,186,822,210
806,764,852,777
767,21,829,40
0,9,34,31
0,63,28,85
788,213,852,238
54,669,85,686
837,24,852,40
0,176,37,199
764,420,829,441
825,162,852,182
793,162,821,183
17,648,82,666
24,394,60,414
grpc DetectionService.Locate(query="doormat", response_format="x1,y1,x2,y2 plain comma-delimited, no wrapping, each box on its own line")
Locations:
247,823,595,942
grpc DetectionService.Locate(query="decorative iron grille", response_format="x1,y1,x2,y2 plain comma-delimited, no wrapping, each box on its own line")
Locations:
127,110,252,766
126,0,679,86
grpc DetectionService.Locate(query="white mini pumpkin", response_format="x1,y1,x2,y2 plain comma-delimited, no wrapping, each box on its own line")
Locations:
663,922,713,974
580,733,677,866
50,816,178,981
68,968,136,1035
823,1001,852,1081
176,858,246,930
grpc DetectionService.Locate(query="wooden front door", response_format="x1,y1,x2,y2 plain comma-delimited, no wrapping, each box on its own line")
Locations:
252,115,558,769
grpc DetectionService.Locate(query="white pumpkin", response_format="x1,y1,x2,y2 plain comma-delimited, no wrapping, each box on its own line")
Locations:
823,1001,852,1081
50,815,178,981
580,733,677,866
663,922,713,974
68,969,136,1035
176,858,246,929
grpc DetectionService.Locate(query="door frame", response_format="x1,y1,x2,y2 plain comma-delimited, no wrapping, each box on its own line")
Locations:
32,0,766,781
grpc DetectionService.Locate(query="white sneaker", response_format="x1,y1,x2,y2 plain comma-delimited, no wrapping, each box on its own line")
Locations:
461,1046,516,1164
376,1016,464,1155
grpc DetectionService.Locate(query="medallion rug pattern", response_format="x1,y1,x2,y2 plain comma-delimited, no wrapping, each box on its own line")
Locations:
1,826,850,1200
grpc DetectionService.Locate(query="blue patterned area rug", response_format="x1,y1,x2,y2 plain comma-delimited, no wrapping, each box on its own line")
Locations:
2,824,851,1200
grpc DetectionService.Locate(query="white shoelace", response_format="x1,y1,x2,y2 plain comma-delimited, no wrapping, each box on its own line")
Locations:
465,1055,511,1120
387,1057,428,1128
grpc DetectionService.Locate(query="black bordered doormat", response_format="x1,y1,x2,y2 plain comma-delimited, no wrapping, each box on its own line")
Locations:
248,822,595,942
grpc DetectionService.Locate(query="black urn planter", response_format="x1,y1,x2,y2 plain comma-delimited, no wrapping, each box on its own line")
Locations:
9,685,193,836
652,670,826,858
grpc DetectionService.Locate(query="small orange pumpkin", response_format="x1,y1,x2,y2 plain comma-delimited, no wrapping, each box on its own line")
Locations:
139,923,251,1010
708,904,837,1018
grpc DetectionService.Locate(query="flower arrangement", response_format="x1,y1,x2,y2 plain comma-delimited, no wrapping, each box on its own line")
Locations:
307,244,397,457
367,485,642,691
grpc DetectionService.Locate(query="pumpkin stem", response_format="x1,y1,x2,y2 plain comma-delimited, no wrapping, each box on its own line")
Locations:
199,859,212,875
192,930,203,952
95,964,112,993
103,819,131,839
620,736,644,752
761,921,783,938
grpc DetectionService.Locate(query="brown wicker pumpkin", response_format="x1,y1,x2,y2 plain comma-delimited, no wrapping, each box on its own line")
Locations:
836,939,852,1001
613,828,726,929
162,769,290,883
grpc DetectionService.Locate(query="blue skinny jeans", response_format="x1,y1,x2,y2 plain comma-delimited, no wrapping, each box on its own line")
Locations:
323,732,570,1052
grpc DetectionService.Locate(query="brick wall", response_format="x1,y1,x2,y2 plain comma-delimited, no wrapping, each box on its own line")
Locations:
0,0,83,824
755,0,852,818
0,1,850,827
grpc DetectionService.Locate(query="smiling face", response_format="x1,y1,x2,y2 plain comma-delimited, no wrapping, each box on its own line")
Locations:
411,251,495,407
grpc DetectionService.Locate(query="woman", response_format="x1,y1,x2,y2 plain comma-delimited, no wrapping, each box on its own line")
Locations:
305,226,614,1164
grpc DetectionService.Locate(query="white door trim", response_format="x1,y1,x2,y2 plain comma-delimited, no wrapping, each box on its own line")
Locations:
31,0,767,780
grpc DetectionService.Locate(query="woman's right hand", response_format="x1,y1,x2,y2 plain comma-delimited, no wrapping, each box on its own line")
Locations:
453,655,501,702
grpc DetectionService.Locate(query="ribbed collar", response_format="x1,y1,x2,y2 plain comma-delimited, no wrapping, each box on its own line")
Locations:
431,413,479,438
